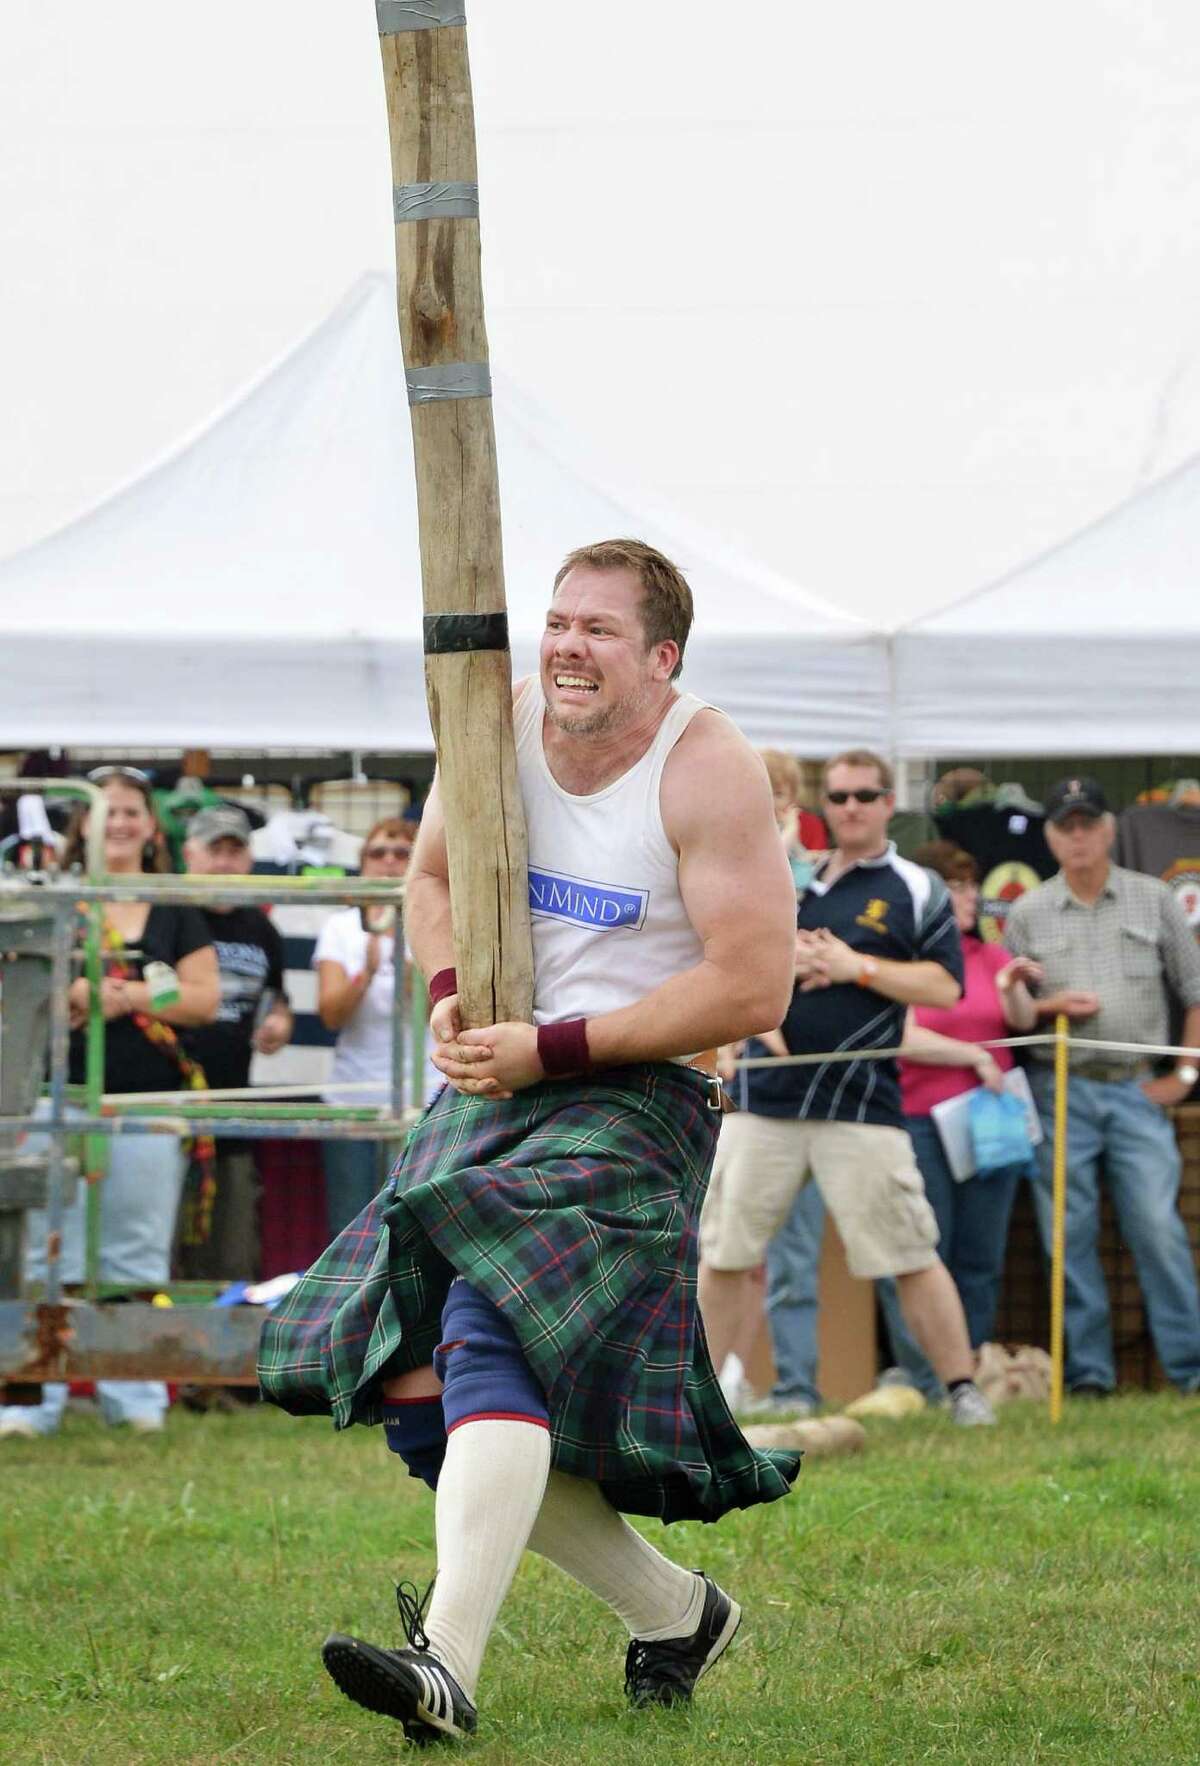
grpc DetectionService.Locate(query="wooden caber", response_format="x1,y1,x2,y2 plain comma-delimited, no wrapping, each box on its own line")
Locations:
376,1,534,1028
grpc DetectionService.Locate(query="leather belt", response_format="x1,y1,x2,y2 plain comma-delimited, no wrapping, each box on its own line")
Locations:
1070,1059,1152,1085
686,1048,734,1113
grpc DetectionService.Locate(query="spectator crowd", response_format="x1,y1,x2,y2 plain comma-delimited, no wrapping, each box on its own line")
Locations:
3,746,1200,1440
0,761,421,1439
701,751,1200,1423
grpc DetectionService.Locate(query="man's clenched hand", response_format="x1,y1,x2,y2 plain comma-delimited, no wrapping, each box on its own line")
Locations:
431,1020,544,1099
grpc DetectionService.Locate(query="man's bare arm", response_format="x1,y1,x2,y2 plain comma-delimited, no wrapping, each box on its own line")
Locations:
845,954,960,1010
404,778,456,983
407,679,535,990
435,706,794,1091
584,713,795,1063
794,931,961,1008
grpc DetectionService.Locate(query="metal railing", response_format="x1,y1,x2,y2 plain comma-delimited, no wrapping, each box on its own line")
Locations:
2,782,1194,1413
0,778,425,1387
729,1019,1200,1424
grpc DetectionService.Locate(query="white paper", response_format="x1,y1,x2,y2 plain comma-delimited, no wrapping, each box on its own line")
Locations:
929,1066,1043,1183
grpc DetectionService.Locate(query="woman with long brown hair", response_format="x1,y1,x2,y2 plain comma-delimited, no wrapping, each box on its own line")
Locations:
0,767,219,1439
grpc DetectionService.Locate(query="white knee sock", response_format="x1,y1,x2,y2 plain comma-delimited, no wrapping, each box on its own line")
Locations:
421,1418,551,1700
528,1469,704,1640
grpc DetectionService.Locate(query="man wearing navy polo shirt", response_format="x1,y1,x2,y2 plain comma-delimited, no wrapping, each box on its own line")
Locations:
700,749,997,1426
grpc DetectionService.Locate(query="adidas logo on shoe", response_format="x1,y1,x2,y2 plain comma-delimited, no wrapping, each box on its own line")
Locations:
321,1635,477,1740
321,1578,477,1741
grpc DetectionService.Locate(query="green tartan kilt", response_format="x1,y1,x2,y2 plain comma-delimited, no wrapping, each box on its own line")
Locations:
258,1062,800,1523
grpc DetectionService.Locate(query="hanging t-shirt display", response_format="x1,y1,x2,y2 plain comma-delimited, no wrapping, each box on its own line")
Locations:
935,802,1055,943
1115,799,1200,1103
1115,804,1200,938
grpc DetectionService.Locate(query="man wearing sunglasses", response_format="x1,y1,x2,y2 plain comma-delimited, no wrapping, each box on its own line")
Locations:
701,748,997,1427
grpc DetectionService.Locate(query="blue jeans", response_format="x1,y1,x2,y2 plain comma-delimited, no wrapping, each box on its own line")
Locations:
877,1113,1023,1403
1027,1069,1200,1393
0,1110,184,1432
765,1182,826,1407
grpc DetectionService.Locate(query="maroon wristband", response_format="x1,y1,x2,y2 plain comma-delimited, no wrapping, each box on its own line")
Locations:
428,967,458,1006
537,1017,590,1077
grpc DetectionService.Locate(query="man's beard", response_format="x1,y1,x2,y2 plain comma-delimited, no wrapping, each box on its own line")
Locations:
545,698,618,736
543,679,649,738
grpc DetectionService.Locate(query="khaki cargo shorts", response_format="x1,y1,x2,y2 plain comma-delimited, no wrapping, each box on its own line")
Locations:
699,1109,939,1280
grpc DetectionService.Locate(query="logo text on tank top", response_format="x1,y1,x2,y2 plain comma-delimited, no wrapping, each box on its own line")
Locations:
528,865,648,931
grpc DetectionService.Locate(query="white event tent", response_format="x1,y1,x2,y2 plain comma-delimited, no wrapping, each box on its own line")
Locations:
0,276,886,755
892,452,1200,757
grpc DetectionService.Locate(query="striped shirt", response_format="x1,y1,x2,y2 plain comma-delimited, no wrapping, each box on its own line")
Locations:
1004,864,1200,1068
741,842,963,1127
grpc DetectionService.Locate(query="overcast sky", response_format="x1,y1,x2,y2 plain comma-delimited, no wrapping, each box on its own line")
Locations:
4,1,1200,624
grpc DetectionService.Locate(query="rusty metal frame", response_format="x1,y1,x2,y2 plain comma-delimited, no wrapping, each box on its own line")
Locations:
0,817,423,1388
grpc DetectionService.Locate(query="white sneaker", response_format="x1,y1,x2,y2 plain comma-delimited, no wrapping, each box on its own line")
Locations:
738,1393,815,1421
877,1366,919,1391
717,1353,748,1408
947,1383,996,1427
0,1410,42,1439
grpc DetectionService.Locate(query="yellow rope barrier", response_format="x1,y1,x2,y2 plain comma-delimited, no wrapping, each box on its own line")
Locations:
1049,1013,1070,1423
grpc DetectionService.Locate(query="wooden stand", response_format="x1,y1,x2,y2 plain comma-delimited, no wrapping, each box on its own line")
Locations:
746,1217,878,1407
376,7,533,1028
815,1219,877,1404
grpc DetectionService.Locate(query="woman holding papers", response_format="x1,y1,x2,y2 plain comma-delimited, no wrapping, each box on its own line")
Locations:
876,843,1040,1400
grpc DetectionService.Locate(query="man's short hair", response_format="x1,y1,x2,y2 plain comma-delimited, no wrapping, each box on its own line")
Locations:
822,749,894,791
553,538,694,682
759,748,803,802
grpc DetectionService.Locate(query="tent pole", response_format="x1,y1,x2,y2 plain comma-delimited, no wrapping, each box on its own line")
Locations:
375,1,533,1028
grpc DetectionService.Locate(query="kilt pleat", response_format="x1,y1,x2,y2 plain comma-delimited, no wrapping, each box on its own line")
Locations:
258,1063,800,1522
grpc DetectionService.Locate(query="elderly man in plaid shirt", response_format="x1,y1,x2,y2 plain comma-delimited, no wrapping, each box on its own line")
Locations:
259,540,799,1743
1006,777,1200,1399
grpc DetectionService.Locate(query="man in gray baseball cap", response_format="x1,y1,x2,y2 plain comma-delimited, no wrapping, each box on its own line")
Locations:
186,805,255,852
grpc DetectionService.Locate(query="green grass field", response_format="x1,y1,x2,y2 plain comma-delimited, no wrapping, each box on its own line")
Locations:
3,1394,1198,1765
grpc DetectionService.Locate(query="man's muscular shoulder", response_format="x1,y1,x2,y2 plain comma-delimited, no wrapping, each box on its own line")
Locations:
660,710,773,850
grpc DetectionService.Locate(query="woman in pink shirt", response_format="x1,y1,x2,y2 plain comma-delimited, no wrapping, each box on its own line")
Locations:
878,842,1040,1399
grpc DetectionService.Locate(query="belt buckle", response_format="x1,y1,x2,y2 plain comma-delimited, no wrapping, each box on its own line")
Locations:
686,1049,726,1112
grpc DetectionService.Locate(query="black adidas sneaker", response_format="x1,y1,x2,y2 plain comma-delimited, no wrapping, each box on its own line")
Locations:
624,1571,742,1708
322,1580,477,1742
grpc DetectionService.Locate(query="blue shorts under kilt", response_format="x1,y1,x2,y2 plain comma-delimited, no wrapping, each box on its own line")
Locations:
258,1063,800,1523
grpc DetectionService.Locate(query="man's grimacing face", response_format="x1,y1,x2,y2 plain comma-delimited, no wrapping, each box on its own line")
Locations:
540,566,678,737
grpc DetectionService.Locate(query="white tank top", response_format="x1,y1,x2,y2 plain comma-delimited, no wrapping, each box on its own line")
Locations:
514,682,710,1026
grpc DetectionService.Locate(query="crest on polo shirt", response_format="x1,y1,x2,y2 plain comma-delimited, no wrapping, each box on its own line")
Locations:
978,860,1041,944
855,897,890,934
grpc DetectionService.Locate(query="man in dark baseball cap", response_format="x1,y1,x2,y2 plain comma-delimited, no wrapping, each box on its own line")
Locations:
1044,777,1108,825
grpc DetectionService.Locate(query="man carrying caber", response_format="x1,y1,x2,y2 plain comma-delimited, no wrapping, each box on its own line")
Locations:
258,538,800,1744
